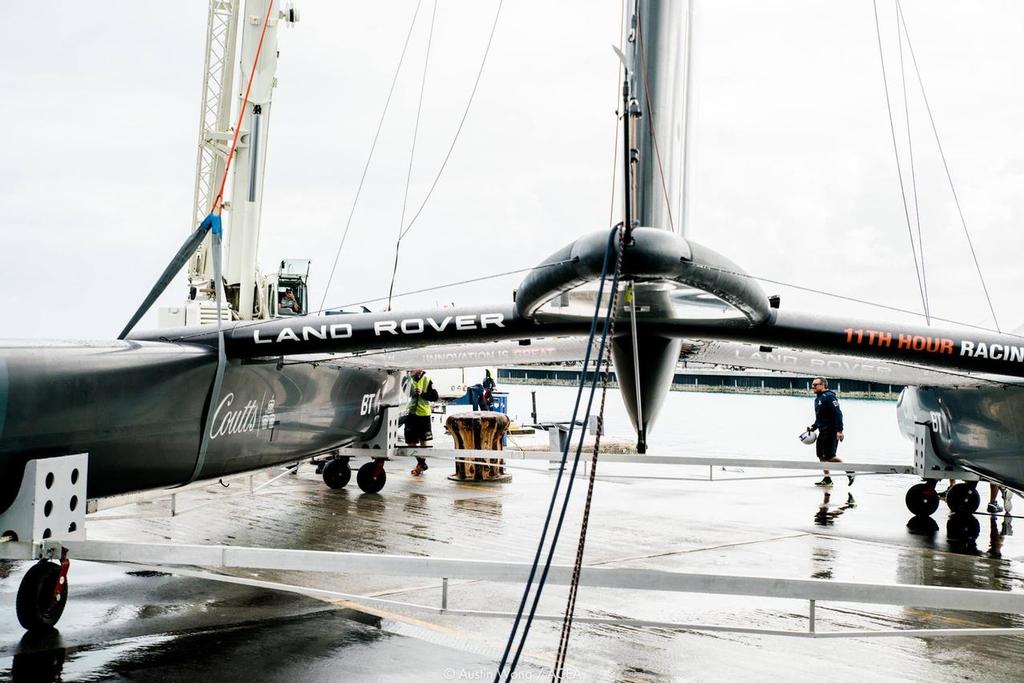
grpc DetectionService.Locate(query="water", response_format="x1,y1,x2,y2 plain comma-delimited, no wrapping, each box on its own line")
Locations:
500,384,909,463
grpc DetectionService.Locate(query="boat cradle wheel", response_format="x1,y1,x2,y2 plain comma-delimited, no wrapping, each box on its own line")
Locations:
356,460,387,494
905,483,940,516
16,561,68,631
946,482,981,515
322,458,352,489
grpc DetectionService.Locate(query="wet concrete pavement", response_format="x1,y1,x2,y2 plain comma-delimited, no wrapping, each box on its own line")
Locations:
3,430,1024,681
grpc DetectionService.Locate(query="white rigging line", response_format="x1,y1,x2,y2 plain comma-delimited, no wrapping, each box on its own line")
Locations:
896,4,929,319
398,0,505,241
895,0,1001,332
318,1,425,312
386,0,439,311
872,0,931,325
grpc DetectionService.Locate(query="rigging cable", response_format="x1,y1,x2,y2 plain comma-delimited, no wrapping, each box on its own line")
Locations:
164,257,576,343
895,3,929,319
497,226,624,682
552,235,628,681
118,0,276,340
692,262,1024,340
398,0,504,241
895,0,1001,332
318,0,425,312
872,0,931,324
386,0,439,311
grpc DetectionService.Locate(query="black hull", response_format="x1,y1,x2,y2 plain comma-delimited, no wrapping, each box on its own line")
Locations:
0,341,396,512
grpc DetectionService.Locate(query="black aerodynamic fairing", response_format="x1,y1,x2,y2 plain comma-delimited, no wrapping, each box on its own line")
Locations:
135,227,1024,438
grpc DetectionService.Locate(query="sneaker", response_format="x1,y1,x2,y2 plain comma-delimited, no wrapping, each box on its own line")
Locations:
814,478,833,488
987,501,1003,514
1003,489,1014,513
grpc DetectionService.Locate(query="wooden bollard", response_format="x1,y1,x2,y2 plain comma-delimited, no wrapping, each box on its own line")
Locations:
446,411,512,483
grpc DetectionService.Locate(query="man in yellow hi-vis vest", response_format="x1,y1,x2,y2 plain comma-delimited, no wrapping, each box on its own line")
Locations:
406,368,439,476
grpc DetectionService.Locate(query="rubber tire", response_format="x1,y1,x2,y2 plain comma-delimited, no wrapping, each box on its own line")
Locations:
356,461,386,494
16,561,68,631
946,483,981,515
322,459,352,489
905,483,940,516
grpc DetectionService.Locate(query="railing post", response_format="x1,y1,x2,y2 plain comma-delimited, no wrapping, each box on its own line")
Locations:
442,577,449,610
809,599,816,634
170,493,177,517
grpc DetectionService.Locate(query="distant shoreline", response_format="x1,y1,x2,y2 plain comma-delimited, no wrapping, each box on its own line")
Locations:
498,376,899,401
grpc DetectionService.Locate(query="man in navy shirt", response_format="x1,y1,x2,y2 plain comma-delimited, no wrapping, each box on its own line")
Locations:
808,377,851,488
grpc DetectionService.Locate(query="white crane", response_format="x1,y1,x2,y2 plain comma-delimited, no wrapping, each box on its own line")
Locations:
161,0,302,328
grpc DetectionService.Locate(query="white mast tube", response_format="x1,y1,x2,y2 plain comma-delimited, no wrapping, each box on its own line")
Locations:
225,0,281,320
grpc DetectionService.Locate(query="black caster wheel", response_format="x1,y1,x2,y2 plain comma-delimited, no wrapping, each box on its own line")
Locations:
357,461,387,494
905,483,940,516
322,459,352,489
16,561,68,631
946,483,981,515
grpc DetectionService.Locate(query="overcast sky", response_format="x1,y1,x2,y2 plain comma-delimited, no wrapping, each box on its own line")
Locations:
2,1,1022,340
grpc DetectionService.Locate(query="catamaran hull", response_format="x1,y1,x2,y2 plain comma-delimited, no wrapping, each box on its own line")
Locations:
897,385,1024,492
0,341,397,513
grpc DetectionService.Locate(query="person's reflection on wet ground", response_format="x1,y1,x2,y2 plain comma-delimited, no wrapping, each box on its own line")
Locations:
987,514,1014,559
813,491,857,526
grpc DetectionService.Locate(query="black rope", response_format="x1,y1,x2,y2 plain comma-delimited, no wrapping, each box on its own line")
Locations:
552,232,627,681
496,226,621,681
896,0,1001,332
319,0,424,312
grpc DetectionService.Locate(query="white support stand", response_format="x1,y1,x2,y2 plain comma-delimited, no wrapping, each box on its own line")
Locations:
0,454,88,543
348,406,400,458
913,423,978,481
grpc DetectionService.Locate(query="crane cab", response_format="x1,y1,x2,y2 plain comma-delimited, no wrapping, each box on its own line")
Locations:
265,259,311,319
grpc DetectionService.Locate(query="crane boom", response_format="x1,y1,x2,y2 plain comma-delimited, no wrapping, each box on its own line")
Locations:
166,0,301,329
188,0,241,291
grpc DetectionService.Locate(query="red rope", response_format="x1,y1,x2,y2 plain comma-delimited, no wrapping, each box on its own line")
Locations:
211,0,276,216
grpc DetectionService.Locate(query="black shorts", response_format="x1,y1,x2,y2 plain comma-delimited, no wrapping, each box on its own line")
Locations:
816,430,838,461
404,414,433,444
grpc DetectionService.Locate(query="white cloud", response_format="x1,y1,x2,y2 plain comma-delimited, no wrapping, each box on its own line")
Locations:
1,0,1022,339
